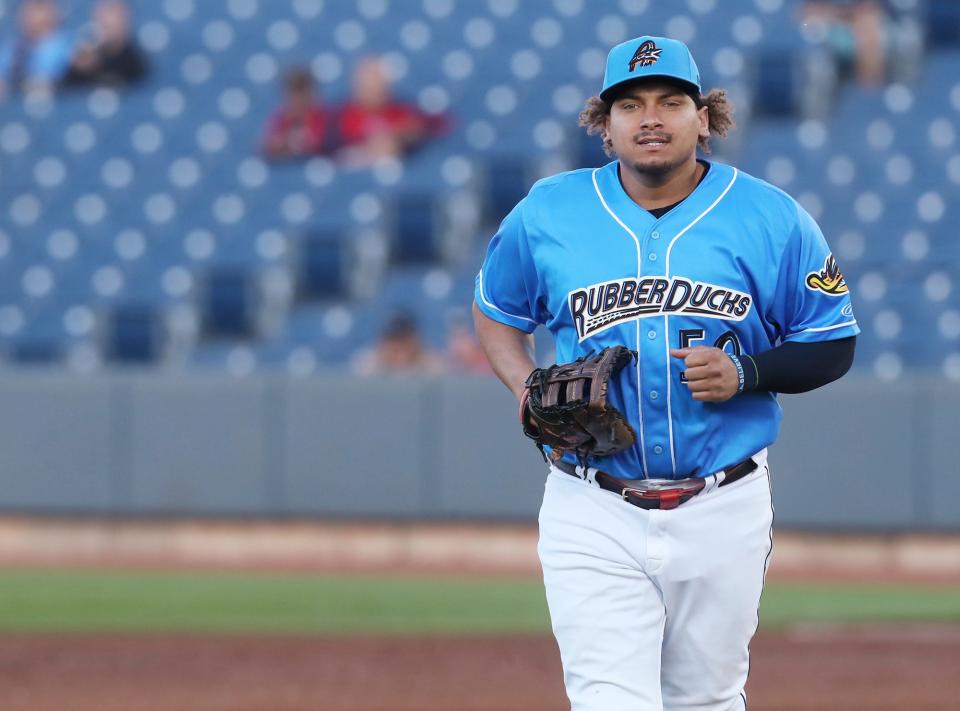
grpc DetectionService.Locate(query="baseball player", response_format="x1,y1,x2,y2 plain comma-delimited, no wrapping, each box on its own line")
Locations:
473,36,858,710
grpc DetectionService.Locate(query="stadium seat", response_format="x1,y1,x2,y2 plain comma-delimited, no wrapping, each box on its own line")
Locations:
103,303,165,363
293,229,350,299
199,266,260,338
1,0,957,376
388,192,439,264
926,0,960,47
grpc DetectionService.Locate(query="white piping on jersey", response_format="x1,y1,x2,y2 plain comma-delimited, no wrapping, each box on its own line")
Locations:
663,168,739,475
591,167,648,478
476,268,539,326
790,319,858,335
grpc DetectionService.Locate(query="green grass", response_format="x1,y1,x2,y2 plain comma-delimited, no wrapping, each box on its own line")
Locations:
758,583,960,628
0,570,957,634
0,571,551,634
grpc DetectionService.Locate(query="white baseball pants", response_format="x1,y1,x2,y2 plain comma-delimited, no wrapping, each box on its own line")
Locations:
537,451,773,711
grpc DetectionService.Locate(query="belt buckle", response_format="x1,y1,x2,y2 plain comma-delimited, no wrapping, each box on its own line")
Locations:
621,478,704,510
626,478,683,493
621,479,676,508
621,487,649,502
621,478,682,499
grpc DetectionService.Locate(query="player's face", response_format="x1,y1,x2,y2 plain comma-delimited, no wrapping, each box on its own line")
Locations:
604,82,709,179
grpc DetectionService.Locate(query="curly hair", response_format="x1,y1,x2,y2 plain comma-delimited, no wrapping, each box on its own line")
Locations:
578,89,735,157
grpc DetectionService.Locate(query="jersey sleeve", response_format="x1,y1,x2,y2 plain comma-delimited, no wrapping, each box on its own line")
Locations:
474,199,545,333
769,205,860,343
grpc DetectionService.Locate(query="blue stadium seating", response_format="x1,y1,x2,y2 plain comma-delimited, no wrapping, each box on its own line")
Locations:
0,0,957,380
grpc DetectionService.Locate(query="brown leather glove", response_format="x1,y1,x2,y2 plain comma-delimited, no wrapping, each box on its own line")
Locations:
521,346,637,465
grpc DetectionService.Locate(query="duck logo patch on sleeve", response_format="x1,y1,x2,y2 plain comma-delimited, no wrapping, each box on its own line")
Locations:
805,254,848,296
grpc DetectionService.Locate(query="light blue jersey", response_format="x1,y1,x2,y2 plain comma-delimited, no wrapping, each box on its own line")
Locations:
475,160,860,480
0,31,74,85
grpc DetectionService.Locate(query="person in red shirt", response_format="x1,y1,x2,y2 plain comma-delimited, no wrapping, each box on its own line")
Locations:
262,66,328,160
336,56,446,166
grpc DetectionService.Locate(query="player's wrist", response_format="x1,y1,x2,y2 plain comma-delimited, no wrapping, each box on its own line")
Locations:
726,353,746,394
518,386,530,422
740,353,759,391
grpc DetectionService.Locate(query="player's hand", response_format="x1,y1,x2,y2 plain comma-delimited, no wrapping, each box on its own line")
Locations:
670,346,739,402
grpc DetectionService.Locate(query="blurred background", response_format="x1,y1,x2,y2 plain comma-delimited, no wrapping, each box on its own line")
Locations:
0,0,958,525
1,1,959,709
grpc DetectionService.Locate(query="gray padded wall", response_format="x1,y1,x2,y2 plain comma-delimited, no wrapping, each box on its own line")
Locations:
0,374,116,511
772,377,960,529
770,379,922,529
927,384,960,527
126,376,270,514
0,372,956,529
434,376,547,518
281,377,429,516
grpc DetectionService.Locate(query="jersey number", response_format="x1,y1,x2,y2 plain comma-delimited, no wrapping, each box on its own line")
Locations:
678,329,742,382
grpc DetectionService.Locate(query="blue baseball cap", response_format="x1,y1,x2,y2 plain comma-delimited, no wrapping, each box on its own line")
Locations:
599,36,702,103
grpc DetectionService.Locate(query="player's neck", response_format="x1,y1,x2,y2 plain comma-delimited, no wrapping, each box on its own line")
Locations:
617,157,704,211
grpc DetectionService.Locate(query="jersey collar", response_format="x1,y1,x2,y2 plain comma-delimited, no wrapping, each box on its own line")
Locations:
594,158,733,230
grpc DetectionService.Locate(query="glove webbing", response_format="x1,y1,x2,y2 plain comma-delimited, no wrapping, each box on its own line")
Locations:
528,348,638,469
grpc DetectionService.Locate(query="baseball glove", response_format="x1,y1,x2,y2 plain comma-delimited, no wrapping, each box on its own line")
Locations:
520,346,637,465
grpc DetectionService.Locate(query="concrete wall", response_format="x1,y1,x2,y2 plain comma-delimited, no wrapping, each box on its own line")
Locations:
0,372,956,530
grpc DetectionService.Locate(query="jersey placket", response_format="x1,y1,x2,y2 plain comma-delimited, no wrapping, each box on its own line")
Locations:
637,223,672,477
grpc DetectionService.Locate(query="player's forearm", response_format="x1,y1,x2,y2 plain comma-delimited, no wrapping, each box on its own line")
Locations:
744,336,856,394
472,301,536,400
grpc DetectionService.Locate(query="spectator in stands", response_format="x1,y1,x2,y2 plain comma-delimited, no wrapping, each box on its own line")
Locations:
0,0,73,99
336,55,447,166
262,66,329,160
445,316,493,375
64,0,147,88
352,311,444,375
800,0,890,86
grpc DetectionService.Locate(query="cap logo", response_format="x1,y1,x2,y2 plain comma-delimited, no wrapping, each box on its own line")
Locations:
628,40,662,71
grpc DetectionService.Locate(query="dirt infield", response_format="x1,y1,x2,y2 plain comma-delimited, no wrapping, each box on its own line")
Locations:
1,520,958,709
1,627,959,711
2,518,960,582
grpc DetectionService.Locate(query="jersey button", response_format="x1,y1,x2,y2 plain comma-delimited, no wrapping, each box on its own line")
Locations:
651,231,660,240
648,253,657,261
647,330,656,340
650,390,659,400
654,445,663,455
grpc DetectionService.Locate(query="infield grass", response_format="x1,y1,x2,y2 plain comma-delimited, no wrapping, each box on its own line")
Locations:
0,570,958,634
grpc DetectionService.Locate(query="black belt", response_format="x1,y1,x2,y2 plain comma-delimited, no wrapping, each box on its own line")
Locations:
553,457,758,511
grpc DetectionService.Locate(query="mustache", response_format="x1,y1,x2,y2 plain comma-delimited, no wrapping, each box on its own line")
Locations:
633,133,672,143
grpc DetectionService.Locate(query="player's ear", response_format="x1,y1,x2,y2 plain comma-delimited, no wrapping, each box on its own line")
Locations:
697,105,710,139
